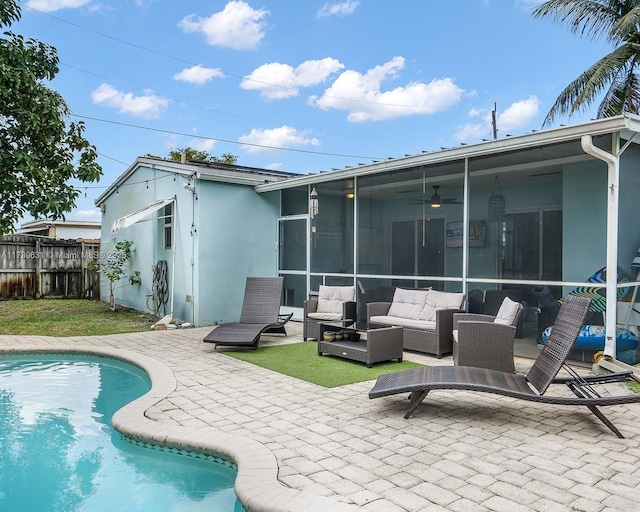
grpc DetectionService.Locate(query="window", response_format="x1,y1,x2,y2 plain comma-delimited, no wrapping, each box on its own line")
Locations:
162,203,173,250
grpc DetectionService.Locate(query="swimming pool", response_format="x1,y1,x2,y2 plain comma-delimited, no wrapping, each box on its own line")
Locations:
0,354,243,511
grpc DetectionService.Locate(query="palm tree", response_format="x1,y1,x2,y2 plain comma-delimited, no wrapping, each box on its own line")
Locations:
532,0,640,126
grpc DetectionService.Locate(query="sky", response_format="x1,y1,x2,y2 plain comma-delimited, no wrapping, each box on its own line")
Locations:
12,0,614,223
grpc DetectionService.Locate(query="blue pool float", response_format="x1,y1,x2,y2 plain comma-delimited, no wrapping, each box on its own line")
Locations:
541,325,639,364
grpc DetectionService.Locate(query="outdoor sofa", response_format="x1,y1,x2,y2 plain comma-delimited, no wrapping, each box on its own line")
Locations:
367,287,465,358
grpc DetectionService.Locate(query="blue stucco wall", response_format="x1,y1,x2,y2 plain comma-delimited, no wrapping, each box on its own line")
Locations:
194,183,280,326
619,146,640,266
100,164,281,327
99,165,195,321
562,160,608,283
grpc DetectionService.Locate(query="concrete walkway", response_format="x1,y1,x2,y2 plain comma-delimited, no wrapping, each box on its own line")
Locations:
2,323,639,512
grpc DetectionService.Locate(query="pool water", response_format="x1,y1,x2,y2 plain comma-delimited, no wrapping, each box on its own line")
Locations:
0,355,242,511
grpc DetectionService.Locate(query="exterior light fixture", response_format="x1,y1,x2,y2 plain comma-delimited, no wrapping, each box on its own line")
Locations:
310,187,319,219
430,185,442,208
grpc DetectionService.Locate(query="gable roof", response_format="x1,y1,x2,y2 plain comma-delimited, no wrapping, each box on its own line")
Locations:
95,157,299,206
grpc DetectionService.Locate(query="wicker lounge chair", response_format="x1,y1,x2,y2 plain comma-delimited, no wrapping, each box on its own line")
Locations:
203,277,286,350
370,295,640,438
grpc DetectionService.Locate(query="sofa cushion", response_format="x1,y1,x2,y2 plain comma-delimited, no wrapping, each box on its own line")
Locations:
387,288,430,319
419,290,465,321
494,297,521,326
369,315,436,331
307,312,343,321
316,285,355,315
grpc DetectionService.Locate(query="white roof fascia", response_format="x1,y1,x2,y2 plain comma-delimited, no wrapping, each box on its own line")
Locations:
255,115,640,193
111,197,175,232
195,170,275,186
95,158,197,206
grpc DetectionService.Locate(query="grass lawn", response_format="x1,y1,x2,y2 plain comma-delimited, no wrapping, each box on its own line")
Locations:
0,299,156,336
224,341,423,387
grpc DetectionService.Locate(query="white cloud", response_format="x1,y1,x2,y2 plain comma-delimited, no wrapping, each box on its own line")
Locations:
178,1,268,51
173,65,224,85
25,0,90,11
187,138,216,152
241,58,344,100
454,96,540,142
317,1,360,18
498,95,540,131
455,121,493,142
309,56,464,122
238,125,320,154
91,84,169,119
72,209,101,221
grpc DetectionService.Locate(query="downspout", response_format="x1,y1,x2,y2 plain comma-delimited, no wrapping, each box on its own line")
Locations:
170,195,177,318
580,134,619,359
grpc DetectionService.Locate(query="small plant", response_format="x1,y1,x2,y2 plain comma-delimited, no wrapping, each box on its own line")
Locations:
100,238,135,311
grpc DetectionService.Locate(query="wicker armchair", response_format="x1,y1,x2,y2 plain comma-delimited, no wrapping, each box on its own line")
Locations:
453,297,524,373
303,285,357,340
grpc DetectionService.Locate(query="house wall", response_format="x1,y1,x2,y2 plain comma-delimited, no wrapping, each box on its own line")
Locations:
54,226,101,240
195,183,280,326
99,165,194,321
619,145,640,267
562,160,607,284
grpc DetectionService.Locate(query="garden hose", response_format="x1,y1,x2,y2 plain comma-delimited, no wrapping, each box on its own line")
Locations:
147,260,168,316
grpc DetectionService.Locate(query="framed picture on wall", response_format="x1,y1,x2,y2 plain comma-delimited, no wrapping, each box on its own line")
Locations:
446,220,486,248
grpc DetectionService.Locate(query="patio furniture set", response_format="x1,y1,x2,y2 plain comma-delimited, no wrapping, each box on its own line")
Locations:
202,278,640,438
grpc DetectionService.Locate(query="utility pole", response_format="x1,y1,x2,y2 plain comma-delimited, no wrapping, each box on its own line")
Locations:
491,102,498,139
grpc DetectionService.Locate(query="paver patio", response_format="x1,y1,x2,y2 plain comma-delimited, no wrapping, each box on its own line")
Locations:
1,322,639,511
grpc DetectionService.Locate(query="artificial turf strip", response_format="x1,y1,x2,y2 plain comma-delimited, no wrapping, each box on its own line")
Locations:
223,341,423,388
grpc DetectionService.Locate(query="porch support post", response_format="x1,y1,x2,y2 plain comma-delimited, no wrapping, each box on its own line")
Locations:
580,134,619,358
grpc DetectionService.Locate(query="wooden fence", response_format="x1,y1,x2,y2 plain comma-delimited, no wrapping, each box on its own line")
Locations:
0,235,100,300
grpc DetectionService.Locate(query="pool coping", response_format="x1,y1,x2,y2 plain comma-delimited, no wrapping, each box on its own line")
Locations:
0,345,361,512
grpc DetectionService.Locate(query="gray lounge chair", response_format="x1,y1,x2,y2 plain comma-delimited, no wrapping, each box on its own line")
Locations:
203,277,287,349
370,295,640,438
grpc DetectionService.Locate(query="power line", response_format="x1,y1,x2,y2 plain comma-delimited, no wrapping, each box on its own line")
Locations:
73,113,385,160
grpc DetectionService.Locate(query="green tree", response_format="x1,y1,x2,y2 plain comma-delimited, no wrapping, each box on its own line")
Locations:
0,0,102,234
166,147,239,165
533,1,640,126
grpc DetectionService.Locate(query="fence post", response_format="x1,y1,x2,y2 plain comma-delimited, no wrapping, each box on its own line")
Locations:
35,238,41,299
81,241,86,299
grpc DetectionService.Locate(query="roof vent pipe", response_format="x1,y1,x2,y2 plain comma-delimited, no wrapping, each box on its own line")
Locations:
580,134,618,359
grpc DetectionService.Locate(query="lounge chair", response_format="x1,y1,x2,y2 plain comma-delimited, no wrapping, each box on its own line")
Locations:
203,277,286,350
370,295,640,438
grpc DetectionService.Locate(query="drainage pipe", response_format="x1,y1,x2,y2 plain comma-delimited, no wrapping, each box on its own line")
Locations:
580,134,619,358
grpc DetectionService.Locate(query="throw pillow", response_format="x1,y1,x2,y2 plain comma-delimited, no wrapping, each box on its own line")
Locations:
494,297,521,326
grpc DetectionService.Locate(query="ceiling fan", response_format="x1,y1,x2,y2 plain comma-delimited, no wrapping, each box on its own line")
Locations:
407,185,462,208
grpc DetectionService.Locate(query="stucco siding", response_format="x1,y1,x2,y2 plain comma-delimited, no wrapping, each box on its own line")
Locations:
195,184,280,326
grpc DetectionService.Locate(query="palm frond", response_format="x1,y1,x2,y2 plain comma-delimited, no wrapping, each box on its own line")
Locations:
610,6,640,43
542,44,637,125
597,71,632,116
532,0,626,42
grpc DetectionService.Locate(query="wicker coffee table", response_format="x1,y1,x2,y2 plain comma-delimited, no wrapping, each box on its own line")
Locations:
317,321,403,367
